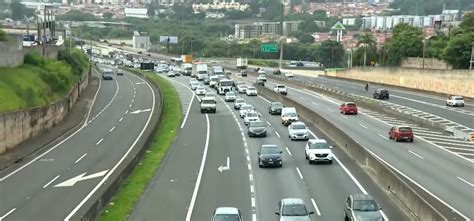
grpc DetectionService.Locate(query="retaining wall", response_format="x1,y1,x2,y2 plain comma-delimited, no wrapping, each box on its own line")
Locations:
0,34,59,67
0,73,89,154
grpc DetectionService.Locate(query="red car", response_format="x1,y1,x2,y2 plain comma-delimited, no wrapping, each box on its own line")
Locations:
389,126,414,142
340,102,358,115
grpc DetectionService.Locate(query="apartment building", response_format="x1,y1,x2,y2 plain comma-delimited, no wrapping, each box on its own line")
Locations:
235,21,300,39
361,11,460,30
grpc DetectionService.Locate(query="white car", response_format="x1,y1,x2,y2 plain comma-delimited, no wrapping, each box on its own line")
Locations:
446,95,464,107
212,207,242,221
167,71,176,77
257,74,267,82
234,98,246,110
257,69,266,75
238,85,248,94
190,82,200,90
189,79,198,86
239,104,254,118
246,86,258,96
273,84,287,95
244,111,260,126
305,139,333,164
225,91,237,102
288,121,309,140
195,86,206,95
204,92,216,100
285,72,294,78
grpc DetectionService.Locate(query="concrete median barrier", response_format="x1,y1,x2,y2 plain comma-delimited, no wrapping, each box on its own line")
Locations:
255,83,448,221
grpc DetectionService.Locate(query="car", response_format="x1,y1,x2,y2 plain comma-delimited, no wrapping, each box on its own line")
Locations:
373,89,389,100
273,69,281,75
281,107,299,126
269,102,284,115
190,82,200,90
389,125,414,142
446,95,465,107
238,85,248,94
195,86,206,95
273,84,287,95
285,72,294,78
344,194,384,221
276,198,314,221
189,79,198,86
257,69,266,75
257,74,267,82
200,97,216,113
167,71,176,77
305,139,333,164
258,144,282,168
240,71,247,77
248,120,267,137
212,207,242,221
256,79,265,86
246,86,258,96
288,121,309,141
225,91,237,102
209,76,220,88
203,75,211,85
340,102,358,115
204,92,216,100
239,104,254,118
117,71,124,76
244,111,260,126
102,73,113,80
234,98,246,110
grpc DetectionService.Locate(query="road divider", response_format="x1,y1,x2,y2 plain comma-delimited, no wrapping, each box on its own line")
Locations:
255,83,452,221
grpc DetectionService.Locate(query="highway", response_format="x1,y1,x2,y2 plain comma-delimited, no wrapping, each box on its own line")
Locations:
0,66,159,220
131,74,409,221
237,74,474,219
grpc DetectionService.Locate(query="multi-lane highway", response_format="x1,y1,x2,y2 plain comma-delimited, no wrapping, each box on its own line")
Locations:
131,73,410,221
0,66,159,220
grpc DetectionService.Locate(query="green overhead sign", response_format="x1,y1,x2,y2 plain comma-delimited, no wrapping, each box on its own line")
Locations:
261,43,278,53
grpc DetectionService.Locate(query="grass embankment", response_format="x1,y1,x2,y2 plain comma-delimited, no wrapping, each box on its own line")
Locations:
248,59,279,67
0,50,88,113
100,70,182,221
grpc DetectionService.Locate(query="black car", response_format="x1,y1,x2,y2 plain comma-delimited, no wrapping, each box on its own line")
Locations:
117,71,124,76
258,145,282,168
256,79,265,86
240,71,247,77
268,102,284,115
273,69,281,75
373,89,389,100
248,121,267,137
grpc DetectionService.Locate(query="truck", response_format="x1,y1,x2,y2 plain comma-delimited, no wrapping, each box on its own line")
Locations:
195,63,208,81
236,58,248,69
183,63,193,76
211,66,224,77
181,54,193,63
217,78,234,95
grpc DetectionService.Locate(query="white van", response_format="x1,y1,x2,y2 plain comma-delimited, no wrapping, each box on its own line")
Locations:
281,107,298,126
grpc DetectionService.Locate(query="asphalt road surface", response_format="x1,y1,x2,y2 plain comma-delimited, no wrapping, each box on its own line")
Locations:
0,66,159,220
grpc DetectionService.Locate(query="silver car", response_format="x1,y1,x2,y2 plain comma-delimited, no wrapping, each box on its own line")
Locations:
344,194,384,221
276,198,314,221
234,98,246,110
288,121,309,141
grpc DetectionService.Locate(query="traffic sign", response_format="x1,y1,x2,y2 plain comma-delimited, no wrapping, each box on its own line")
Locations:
331,21,346,30
261,43,278,53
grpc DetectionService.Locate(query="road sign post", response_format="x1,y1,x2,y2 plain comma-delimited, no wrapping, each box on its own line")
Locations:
261,43,278,53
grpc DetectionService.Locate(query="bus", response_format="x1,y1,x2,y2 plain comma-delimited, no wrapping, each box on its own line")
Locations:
217,78,234,95
170,57,183,66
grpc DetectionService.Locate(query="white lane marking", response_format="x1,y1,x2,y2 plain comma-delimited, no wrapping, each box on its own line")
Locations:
311,198,322,216
258,95,271,103
131,98,135,103
251,197,256,207
84,72,102,126
55,170,108,187
0,208,16,220
285,147,292,156
185,114,210,221
358,123,369,129
119,117,123,122
42,175,60,188
299,96,305,100
109,126,115,132
65,71,156,220
266,121,271,126
180,95,195,129
129,104,132,108
326,108,334,112
125,110,129,114
252,214,257,221
457,177,474,187
333,155,368,194
74,153,87,164
296,167,304,179
341,115,348,119
312,102,319,105
96,138,104,146
275,131,281,138
378,134,389,140
408,150,424,159
308,129,318,139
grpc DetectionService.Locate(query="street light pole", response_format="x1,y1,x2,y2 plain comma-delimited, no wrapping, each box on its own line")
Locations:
279,39,284,69
470,44,473,70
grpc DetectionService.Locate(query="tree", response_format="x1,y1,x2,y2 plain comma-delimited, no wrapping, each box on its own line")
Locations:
147,4,156,18
103,12,113,19
299,18,319,33
57,10,97,21
297,33,314,43
357,32,376,66
442,13,474,69
0,24,7,41
313,40,345,68
385,23,423,65
9,0,34,20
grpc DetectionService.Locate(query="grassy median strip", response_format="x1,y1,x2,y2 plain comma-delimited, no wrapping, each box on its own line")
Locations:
100,70,182,221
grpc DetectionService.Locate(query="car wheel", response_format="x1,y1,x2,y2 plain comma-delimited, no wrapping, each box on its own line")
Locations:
354,112,358,115
410,139,414,143
308,160,312,165
344,214,349,221
305,153,308,159
461,104,465,107
395,137,399,142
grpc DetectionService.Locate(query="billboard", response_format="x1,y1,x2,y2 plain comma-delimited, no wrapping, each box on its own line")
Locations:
159,36,178,44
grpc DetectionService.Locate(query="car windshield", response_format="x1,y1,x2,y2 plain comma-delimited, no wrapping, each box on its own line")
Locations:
202,99,214,104
241,85,248,88
197,87,205,90
213,214,240,221
454,97,464,100
226,92,235,96
220,81,233,86
246,112,258,117
353,200,379,211
192,83,199,86
250,121,265,127
248,87,255,90
287,112,297,117
242,106,252,111
277,85,285,88
236,99,245,104
292,124,306,130
205,94,215,97
272,103,283,108
399,127,412,132
347,103,356,107
261,146,279,154
309,142,329,149
282,204,308,216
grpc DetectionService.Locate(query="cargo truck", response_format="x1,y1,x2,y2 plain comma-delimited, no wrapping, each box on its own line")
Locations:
236,58,248,69
181,54,193,63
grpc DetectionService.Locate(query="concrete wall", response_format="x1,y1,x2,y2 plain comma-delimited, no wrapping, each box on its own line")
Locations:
401,57,452,70
326,67,474,98
0,34,59,68
0,73,89,154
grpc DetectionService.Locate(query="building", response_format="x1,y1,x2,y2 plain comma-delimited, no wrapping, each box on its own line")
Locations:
235,21,300,39
361,11,460,30
133,31,151,51
192,1,250,12
282,21,300,36
124,7,148,18
235,24,261,39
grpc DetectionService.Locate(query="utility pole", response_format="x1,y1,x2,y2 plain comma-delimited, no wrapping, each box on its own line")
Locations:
422,29,426,69
470,44,473,70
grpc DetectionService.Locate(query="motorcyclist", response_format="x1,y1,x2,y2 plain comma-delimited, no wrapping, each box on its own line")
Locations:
365,83,369,91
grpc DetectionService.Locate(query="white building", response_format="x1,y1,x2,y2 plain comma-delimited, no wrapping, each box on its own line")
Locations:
361,12,460,30
192,2,250,12
133,31,151,51
124,7,148,18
